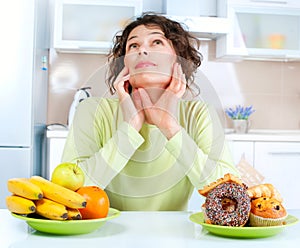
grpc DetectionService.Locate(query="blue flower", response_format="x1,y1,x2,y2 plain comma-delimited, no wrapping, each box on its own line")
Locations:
225,105,255,120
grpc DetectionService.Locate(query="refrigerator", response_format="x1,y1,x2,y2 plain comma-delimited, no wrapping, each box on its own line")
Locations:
0,0,49,208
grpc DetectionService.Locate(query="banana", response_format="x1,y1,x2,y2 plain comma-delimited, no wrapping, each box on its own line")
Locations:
35,198,68,220
67,208,82,220
6,195,36,214
7,178,43,200
29,176,87,209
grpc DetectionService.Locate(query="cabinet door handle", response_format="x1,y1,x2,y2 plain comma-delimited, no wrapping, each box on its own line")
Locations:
268,152,300,156
250,0,287,4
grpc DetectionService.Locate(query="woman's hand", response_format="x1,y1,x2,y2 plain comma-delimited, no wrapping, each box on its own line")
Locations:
115,67,144,131
138,63,186,139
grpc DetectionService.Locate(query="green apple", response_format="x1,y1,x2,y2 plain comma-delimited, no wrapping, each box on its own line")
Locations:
51,162,85,191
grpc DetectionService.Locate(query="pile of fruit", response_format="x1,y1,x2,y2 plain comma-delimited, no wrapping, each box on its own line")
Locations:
6,162,110,221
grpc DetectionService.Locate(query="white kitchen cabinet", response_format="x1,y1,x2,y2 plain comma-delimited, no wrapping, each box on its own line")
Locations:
254,142,300,209
165,0,217,17
46,136,67,180
226,131,300,209
188,189,205,211
216,0,300,61
164,0,229,40
227,140,254,165
52,0,142,54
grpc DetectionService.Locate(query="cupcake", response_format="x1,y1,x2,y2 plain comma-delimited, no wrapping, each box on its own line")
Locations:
249,197,287,227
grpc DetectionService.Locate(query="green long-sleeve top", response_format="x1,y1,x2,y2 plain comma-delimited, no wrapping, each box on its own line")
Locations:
61,97,239,211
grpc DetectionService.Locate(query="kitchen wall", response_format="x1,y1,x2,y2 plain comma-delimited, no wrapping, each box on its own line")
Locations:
47,41,300,130
47,0,300,130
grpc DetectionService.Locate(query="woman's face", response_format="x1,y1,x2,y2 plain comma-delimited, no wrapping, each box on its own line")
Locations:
124,25,177,90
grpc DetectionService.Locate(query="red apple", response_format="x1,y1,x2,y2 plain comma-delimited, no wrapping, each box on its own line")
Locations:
51,162,85,191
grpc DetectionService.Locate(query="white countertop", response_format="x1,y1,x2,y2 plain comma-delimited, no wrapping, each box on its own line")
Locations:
46,127,300,142
225,129,300,142
1,209,299,248
46,125,68,138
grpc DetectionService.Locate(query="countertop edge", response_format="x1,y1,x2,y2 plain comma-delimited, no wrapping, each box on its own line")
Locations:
46,129,300,142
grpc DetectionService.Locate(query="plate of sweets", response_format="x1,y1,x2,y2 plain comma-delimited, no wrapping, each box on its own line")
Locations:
189,173,299,238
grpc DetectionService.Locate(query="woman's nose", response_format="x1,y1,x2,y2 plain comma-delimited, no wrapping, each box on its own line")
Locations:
138,46,148,55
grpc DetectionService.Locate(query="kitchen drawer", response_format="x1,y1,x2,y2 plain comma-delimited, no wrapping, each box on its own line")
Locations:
254,141,300,209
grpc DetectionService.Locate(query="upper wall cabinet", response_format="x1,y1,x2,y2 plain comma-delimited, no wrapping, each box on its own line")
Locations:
216,0,300,61
164,15,229,40
164,0,229,39
52,0,143,54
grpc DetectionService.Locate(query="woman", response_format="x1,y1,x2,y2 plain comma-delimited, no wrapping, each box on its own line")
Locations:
62,13,239,210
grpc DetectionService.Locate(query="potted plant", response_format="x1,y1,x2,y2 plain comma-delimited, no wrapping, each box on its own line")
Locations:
225,105,255,133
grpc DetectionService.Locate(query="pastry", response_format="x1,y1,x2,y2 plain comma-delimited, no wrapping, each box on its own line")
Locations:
199,174,251,227
249,197,287,226
198,173,244,197
247,183,283,202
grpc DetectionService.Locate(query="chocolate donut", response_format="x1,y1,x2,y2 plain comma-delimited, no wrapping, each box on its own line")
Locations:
204,182,251,226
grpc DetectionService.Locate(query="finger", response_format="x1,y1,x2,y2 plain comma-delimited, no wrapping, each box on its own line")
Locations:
169,63,185,94
172,64,186,97
164,64,182,99
138,88,153,110
178,71,187,96
115,67,130,97
167,63,179,92
115,67,129,83
119,88,140,129
175,64,186,91
132,89,143,112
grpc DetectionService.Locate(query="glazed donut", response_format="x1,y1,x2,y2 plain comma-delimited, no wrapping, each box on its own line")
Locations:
204,182,251,226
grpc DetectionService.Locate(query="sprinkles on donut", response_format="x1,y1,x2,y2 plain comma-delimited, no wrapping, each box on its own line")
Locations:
199,173,251,227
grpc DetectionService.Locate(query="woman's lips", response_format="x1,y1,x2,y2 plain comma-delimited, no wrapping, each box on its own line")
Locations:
135,61,156,69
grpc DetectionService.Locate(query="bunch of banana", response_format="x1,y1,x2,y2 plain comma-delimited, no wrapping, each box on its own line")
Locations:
29,176,86,209
7,178,43,200
67,208,82,220
6,195,36,214
35,198,68,220
6,178,43,215
6,176,86,220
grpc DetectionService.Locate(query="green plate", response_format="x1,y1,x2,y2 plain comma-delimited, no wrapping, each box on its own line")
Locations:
189,212,299,238
12,208,120,235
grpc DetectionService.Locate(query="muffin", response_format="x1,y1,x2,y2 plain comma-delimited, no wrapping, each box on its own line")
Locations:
249,197,287,226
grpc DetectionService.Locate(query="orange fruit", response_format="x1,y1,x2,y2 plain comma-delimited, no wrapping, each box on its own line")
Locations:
76,186,110,219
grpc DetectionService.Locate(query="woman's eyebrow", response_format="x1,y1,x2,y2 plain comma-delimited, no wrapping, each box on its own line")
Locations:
127,31,165,41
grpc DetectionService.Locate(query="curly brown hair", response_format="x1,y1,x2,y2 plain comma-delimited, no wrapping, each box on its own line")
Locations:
106,13,203,95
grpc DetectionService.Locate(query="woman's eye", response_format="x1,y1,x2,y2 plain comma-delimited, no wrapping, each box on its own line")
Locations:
153,39,163,45
128,43,138,49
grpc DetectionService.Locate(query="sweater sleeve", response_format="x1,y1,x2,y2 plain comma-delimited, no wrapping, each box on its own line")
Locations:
61,98,144,188
165,102,239,190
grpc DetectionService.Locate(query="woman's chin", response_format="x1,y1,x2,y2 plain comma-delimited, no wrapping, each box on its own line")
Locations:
130,74,171,89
